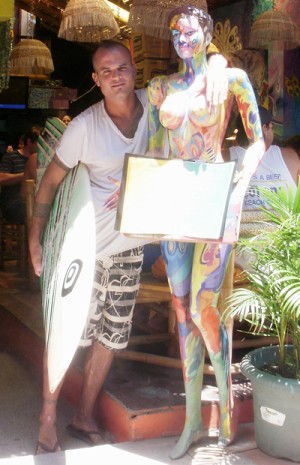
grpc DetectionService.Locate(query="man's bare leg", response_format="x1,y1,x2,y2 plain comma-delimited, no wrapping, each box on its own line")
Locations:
37,342,114,452
71,342,114,436
36,350,63,454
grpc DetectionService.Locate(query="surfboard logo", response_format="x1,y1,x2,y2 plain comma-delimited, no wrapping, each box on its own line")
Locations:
62,259,83,297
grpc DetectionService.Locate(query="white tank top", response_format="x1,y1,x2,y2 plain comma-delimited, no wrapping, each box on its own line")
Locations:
229,145,297,270
229,144,297,211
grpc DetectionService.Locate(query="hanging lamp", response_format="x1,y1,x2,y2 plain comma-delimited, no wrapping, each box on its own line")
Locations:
58,0,120,43
249,9,300,50
128,0,208,40
9,38,54,79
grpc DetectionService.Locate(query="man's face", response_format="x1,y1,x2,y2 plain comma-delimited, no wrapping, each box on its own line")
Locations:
92,46,136,100
264,122,274,147
62,115,71,125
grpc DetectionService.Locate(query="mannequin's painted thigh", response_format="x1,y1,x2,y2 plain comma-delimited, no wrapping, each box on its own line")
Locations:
160,241,194,298
161,241,198,361
190,242,232,349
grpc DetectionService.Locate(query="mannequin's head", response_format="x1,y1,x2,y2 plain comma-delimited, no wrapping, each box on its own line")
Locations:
169,7,213,59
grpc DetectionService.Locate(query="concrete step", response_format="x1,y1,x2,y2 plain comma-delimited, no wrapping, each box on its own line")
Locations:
0,286,253,444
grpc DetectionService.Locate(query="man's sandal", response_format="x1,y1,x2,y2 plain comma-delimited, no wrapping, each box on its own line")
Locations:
67,424,105,446
35,440,61,455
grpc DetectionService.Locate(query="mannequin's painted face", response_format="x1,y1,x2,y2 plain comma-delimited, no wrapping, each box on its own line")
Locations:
170,14,206,59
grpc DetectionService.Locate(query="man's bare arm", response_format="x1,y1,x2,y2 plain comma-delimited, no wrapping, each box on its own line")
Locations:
29,154,70,276
281,147,300,186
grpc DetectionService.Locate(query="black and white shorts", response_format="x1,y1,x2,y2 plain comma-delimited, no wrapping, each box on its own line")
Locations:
80,247,144,350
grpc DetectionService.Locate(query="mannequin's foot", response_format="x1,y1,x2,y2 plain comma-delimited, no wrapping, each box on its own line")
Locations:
170,425,206,460
218,405,239,447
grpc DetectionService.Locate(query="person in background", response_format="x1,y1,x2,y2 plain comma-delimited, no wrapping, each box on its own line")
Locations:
223,106,300,271
0,129,40,224
61,114,72,126
225,107,299,190
5,145,14,154
284,134,300,159
148,4,265,459
19,124,44,201
29,40,229,455
19,148,38,201
0,144,14,162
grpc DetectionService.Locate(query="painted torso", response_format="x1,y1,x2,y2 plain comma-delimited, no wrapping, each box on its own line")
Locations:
153,73,225,161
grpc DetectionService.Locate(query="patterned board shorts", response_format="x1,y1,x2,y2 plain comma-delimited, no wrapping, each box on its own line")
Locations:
80,247,144,351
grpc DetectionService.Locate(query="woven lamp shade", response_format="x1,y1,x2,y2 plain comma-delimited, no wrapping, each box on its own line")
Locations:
9,39,54,78
249,10,300,50
128,0,208,39
58,0,119,43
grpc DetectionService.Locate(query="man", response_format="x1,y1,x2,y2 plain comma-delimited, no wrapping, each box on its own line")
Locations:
223,106,300,270
29,40,228,454
0,129,39,224
61,114,72,125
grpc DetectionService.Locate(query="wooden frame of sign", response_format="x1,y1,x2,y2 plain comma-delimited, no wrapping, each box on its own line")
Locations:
115,154,238,243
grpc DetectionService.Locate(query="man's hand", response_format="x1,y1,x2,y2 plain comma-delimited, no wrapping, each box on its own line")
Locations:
206,54,229,112
29,236,43,277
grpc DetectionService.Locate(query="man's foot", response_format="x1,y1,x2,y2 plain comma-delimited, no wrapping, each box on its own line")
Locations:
37,416,60,456
35,440,61,455
67,424,105,446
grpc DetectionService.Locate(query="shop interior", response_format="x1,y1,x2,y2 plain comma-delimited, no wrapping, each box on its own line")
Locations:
0,0,300,457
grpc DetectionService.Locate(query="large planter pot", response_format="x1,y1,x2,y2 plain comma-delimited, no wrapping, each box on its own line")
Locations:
241,345,300,462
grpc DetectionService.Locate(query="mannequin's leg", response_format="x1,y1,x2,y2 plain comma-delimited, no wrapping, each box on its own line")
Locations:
161,242,206,459
190,242,236,446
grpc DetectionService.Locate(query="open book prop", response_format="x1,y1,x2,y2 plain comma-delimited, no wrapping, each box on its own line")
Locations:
115,154,241,243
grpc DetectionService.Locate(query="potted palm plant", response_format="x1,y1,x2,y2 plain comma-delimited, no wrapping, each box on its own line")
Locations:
225,183,300,461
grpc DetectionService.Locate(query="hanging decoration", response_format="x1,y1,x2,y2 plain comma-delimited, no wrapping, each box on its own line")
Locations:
0,19,14,93
128,0,208,40
58,0,120,43
212,19,242,53
251,0,274,22
9,1,55,80
9,39,54,78
249,8,300,50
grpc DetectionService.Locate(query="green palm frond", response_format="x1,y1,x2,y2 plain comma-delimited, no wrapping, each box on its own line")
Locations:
224,182,300,378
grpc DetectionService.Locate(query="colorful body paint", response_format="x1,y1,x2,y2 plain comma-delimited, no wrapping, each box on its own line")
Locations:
147,8,265,460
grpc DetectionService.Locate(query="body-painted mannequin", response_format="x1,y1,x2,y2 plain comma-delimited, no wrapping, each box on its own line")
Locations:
147,5,265,460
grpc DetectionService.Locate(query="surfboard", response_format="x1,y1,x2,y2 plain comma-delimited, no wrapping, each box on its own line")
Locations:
37,117,67,189
41,163,96,393
38,118,96,393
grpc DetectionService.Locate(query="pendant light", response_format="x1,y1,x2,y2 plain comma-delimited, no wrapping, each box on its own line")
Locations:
249,4,300,50
58,0,120,43
128,0,208,39
9,38,54,79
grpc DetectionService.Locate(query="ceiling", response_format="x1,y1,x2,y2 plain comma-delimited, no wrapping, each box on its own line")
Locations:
15,0,242,37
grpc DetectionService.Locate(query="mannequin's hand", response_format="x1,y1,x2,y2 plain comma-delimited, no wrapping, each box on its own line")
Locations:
104,176,120,210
